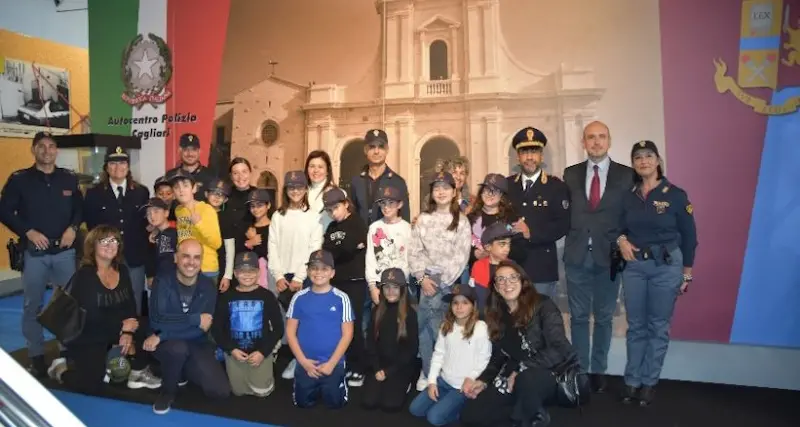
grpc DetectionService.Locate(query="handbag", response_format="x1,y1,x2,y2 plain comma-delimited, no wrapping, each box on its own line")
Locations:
36,276,86,344
552,354,591,408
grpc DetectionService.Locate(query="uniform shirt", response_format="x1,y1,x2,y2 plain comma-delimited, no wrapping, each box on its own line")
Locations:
0,166,82,242
212,286,284,355
620,178,698,267
349,166,411,225
287,286,354,364
83,181,150,267
165,164,216,202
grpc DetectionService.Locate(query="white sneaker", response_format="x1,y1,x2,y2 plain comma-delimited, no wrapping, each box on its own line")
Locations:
127,367,162,389
47,358,67,382
347,373,364,387
282,359,297,379
416,373,428,392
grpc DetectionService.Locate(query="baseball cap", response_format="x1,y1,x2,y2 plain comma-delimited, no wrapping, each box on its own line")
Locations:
631,140,660,158
430,171,456,188
375,186,402,203
207,178,232,197
246,188,271,204
379,268,407,287
140,197,169,211
168,169,195,185
442,282,478,304
479,173,508,194
284,170,308,188
481,222,515,246
154,176,171,189
234,251,259,270
323,188,347,208
306,249,335,268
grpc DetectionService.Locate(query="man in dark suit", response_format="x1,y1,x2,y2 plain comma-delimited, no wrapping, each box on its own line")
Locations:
506,127,571,297
562,121,634,392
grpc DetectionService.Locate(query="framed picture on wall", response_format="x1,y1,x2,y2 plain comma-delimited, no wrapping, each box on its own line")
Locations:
0,58,72,139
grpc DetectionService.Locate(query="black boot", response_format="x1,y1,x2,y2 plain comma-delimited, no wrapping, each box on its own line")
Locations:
638,386,655,406
590,373,608,393
27,355,47,378
621,385,639,404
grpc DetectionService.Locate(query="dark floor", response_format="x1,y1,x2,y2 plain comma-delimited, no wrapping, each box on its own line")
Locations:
11,342,800,427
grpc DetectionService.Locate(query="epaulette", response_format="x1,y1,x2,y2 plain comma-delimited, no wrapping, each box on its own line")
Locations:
10,168,27,177
662,185,670,193
541,171,548,184
630,185,637,192
514,173,521,183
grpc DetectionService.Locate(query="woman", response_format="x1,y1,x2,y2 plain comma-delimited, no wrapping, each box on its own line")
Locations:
460,260,575,427
47,225,161,394
226,157,257,253
616,140,697,406
305,150,338,231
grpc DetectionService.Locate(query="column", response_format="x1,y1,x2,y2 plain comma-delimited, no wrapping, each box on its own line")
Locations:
466,5,482,77
469,116,486,186
400,13,413,82
420,33,429,81
384,121,399,172
482,3,496,75
397,117,414,182
306,124,321,153
562,115,585,169
386,16,399,83
485,115,501,175
450,25,460,80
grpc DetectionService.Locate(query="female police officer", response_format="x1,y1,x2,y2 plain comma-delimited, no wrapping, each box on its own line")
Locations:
616,140,697,406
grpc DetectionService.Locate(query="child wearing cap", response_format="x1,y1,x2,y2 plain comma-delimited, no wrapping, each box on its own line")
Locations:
470,221,519,313
321,188,369,387
170,171,223,281
244,189,272,290
143,198,178,286
205,178,236,292
212,251,284,398
362,268,419,412
409,171,472,391
153,176,177,223
409,283,491,426
285,249,354,409
365,185,412,305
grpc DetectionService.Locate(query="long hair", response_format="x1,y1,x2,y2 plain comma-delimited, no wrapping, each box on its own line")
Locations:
485,260,541,341
277,185,310,215
373,285,413,342
80,225,124,269
305,150,335,190
100,166,140,191
423,184,461,231
440,288,480,339
468,186,516,224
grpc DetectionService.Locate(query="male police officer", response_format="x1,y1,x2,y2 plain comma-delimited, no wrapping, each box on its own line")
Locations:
506,127,570,297
0,131,82,376
166,133,215,201
349,129,410,225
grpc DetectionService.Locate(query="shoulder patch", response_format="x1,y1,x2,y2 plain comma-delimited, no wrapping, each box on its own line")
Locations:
541,171,548,184
686,204,693,215
562,199,570,209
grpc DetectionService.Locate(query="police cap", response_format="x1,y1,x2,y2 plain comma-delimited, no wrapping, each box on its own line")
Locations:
631,140,660,158
512,127,547,151
364,129,388,147
179,133,200,149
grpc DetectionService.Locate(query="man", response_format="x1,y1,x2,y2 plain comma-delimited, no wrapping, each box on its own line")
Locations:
165,133,216,201
145,239,230,415
562,121,634,392
506,127,570,297
349,129,411,225
0,131,82,376
83,146,151,314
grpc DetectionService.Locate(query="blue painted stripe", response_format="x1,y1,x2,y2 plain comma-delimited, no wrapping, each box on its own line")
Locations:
739,36,781,52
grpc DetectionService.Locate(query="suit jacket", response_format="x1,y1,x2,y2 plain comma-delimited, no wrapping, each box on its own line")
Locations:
350,165,410,225
562,160,634,267
83,181,151,267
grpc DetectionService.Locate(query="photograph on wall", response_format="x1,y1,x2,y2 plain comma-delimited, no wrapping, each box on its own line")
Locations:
0,58,71,138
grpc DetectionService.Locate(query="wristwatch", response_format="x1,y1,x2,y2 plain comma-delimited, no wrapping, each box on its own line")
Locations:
682,274,693,282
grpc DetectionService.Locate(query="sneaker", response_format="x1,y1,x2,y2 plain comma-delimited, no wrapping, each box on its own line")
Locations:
178,379,188,387
152,394,173,415
416,373,428,392
281,359,297,380
128,367,162,389
347,373,364,387
46,358,67,382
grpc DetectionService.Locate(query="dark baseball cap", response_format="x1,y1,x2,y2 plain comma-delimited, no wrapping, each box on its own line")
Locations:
284,170,308,188
442,283,479,304
154,176,171,189
431,171,456,188
481,221,515,246
364,129,388,147
234,251,260,270
379,268,407,287
105,146,130,163
32,131,55,146
479,173,508,194
631,140,660,158
168,169,195,185
323,188,347,208
207,178,232,197
376,186,402,203
306,249,335,268
246,188,271,204
141,197,169,211
179,133,200,149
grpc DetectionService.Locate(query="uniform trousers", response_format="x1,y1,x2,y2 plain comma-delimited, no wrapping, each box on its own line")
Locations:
22,249,76,357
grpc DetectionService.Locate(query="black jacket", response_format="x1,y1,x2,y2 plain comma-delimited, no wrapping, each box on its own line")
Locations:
349,166,410,225
323,213,368,281
366,301,419,376
83,181,150,267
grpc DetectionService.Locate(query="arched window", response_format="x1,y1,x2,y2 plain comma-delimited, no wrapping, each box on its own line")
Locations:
419,137,460,204
429,40,448,81
338,139,368,193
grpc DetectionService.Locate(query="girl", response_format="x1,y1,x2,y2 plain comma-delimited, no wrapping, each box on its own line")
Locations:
321,188,369,387
409,171,472,391
244,189,272,290
267,170,323,380
362,268,419,412
305,150,338,231
365,185,412,305
409,283,491,426
205,178,236,292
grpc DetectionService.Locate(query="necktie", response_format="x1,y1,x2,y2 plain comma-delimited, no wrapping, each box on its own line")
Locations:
116,186,124,202
589,165,600,210
524,179,533,192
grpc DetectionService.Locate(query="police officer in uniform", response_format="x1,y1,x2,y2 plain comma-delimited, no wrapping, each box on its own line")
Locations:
506,127,571,297
0,132,82,376
165,133,216,201
83,146,151,314
616,140,697,406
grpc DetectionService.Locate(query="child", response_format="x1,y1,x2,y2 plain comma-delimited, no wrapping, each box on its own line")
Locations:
468,173,525,262
143,198,178,287
365,185,412,305
321,188,368,387
470,221,516,313
267,170,323,379
362,268,419,412
153,175,177,223
285,249,354,409
409,283,491,426
212,251,284,397
205,178,236,292
244,189,272,290
169,170,223,281
409,171,472,391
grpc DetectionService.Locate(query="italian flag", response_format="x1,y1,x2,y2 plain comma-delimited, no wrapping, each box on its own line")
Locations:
88,0,229,188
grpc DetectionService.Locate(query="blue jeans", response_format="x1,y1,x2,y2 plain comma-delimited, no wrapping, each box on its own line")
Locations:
127,265,146,315
22,249,76,357
409,376,467,426
533,281,557,298
622,247,683,387
566,250,620,374
293,360,348,408
418,286,450,377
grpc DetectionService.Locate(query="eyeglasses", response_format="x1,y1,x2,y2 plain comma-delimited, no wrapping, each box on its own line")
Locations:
482,188,502,197
98,237,119,246
494,274,521,285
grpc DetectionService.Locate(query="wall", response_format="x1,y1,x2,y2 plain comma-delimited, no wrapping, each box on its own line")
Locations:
0,0,88,48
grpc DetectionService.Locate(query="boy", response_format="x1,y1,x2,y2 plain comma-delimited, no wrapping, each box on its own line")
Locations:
169,170,222,282
470,221,516,312
153,175,177,223
143,197,178,287
212,251,284,397
205,178,236,292
286,249,354,409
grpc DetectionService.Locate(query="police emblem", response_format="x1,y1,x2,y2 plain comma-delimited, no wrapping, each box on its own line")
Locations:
115,146,123,154
686,204,694,215
373,130,380,137
387,271,396,280
653,200,670,214
562,199,569,209
242,253,250,261
526,129,535,141
121,33,173,108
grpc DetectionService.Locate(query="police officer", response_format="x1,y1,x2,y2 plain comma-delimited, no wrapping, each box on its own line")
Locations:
83,145,151,314
165,133,216,201
616,140,697,406
506,127,571,297
0,131,82,376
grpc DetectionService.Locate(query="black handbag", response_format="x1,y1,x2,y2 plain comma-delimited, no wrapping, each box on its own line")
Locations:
552,354,591,408
36,276,86,344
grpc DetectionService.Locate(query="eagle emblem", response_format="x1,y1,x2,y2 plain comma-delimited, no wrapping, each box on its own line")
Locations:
526,129,534,141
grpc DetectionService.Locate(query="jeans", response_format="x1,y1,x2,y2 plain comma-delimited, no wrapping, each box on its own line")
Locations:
622,247,683,387
409,376,466,426
533,281,558,298
127,265,146,315
154,339,230,398
566,250,620,374
22,249,76,357
418,286,449,377
293,360,348,408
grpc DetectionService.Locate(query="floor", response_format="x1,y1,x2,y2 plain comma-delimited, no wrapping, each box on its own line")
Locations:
2,292,800,427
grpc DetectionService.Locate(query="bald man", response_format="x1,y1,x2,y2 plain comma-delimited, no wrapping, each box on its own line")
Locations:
145,239,230,414
562,121,634,392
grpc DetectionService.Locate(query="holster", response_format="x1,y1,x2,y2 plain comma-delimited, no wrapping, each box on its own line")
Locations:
6,238,24,272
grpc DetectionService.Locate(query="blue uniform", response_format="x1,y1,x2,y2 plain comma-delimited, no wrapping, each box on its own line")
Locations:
287,286,354,408
619,178,697,388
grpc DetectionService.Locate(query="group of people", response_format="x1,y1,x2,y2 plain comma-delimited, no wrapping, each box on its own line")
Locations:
0,120,697,427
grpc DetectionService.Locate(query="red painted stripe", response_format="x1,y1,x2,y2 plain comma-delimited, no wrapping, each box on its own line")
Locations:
165,0,231,170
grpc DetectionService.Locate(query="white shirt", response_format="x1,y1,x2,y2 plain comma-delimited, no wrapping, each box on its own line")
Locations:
428,321,492,389
110,179,127,197
520,170,541,190
585,156,610,199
